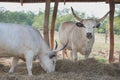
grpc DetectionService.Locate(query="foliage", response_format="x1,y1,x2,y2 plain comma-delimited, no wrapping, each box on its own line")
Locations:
97,57,107,63
96,19,109,33
114,5,120,35
115,4,120,16
0,7,120,35
32,12,44,29
0,7,35,25
114,16,120,35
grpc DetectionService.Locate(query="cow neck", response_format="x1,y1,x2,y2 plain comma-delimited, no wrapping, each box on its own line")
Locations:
68,26,75,37
42,40,50,53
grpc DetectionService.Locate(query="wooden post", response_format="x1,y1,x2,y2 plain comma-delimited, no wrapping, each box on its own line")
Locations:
50,0,59,50
43,0,51,46
109,0,115,63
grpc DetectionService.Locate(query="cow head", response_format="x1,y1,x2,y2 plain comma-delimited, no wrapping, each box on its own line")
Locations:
71,7,109,39
39,40,68,73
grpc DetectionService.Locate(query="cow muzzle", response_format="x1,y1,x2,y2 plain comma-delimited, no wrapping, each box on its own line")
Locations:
86,33,92,39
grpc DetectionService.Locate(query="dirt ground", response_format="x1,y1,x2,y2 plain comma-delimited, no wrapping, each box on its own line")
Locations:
0,58,120,80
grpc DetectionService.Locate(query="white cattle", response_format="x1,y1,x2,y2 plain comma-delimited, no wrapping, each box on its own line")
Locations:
59,7,109,61
0,23,67,75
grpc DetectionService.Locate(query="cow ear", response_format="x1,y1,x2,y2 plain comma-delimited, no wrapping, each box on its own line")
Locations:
75,22,85,28
96,23,101,28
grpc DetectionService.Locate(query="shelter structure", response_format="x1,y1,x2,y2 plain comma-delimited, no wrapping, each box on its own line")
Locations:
0,0,120,63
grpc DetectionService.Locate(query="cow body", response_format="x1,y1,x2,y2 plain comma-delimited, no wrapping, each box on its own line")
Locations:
59,7,109,61
59,21,95,60
0,23,67,75
0,23,42,58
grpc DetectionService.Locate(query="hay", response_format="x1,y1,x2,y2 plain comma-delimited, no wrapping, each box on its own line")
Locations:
0,58,120,80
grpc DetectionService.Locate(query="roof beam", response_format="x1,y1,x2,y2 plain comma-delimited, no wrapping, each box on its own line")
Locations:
0,0,120,4
0,0,107,3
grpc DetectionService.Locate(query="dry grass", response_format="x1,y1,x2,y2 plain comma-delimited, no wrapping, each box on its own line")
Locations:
0,33,120,80
0,58,120,80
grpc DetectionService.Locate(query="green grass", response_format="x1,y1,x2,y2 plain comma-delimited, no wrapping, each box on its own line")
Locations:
93,33,120,51
91,33,120,63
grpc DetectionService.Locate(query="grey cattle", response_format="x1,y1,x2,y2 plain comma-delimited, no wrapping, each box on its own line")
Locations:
59,7,109,61
0,23,67,75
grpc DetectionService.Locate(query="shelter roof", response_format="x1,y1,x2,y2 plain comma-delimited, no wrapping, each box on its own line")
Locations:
0,0,119,4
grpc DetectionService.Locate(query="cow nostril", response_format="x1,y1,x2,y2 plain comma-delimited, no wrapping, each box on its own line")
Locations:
87,33,92,39
87,33,92,36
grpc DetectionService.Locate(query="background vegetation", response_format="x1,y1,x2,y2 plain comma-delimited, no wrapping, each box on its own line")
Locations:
0,5,120,35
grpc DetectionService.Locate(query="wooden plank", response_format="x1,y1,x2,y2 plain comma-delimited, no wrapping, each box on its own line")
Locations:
50,0,59,50
43,0,50,46
109,0,115,63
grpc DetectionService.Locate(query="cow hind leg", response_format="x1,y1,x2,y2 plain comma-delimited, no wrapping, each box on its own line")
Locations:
69,50,73,60
9,57,19,74
84,53,90,59
24,51,34,76
62,49,68,59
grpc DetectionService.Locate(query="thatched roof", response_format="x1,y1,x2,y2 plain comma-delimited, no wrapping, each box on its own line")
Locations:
0,0,120,3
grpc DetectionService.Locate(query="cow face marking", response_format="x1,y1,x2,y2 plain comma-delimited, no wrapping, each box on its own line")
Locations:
82,19,97,39
76,22,85,28
76,20,101,39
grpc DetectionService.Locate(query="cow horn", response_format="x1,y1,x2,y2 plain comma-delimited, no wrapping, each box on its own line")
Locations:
49,40,69,58
54,40,58,50
71,7,82,21
97,11,110,22
55,40,68,52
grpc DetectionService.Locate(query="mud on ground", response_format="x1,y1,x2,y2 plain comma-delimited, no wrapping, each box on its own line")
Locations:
0,58,120,80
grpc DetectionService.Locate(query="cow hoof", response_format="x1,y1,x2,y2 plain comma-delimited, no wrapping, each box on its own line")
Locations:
9,72,13,75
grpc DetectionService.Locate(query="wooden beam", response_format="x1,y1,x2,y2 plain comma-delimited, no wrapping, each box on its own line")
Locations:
1,0,120,3
50,0,59,50
109,0,115,63
43,0,51,46
20,0,23,6
0,0,106,3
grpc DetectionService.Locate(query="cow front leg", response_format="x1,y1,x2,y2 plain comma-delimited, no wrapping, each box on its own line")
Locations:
9,57,19,74
84,49,91,59
25,51,34,76
72,48,78,61
84,51,90,59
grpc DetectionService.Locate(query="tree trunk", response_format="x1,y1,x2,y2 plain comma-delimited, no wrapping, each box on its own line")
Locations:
50,0,59,50
109,0,115,63
43,0,51,46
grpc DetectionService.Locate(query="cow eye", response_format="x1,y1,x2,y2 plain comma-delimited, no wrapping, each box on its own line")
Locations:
49,54,56,59
94,23,101,28
76,22,85,28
